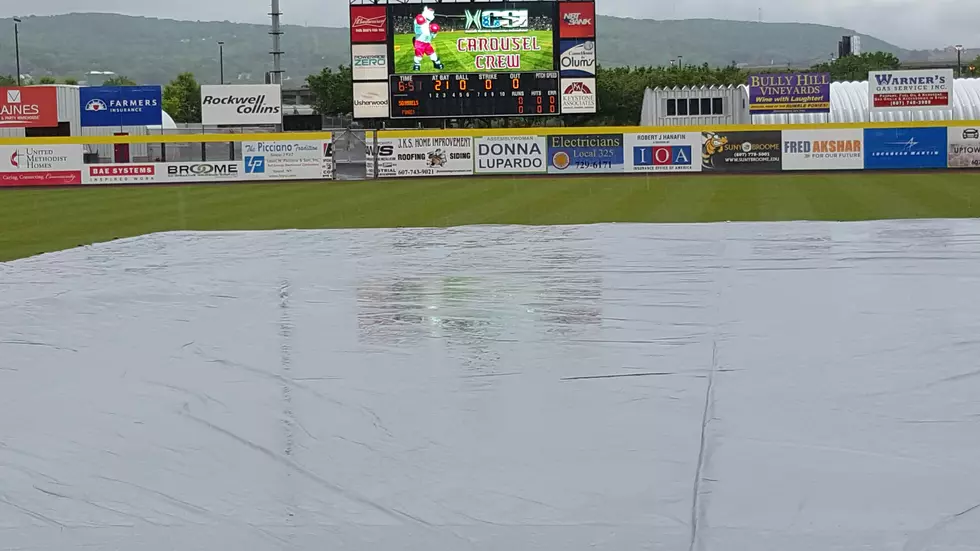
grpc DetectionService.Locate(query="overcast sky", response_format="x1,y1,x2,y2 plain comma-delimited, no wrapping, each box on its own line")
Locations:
0,0,974,49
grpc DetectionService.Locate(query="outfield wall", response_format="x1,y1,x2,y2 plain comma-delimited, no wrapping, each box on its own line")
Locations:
1,121,980,186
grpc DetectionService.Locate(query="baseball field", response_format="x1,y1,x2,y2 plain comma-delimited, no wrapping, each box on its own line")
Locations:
392,30,554,73
2,172,980,262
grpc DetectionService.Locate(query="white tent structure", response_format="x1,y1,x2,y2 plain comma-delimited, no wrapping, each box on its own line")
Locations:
146,110,179,132
639,78,980,126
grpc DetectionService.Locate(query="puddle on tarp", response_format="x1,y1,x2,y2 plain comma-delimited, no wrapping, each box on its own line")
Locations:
2,221,980,550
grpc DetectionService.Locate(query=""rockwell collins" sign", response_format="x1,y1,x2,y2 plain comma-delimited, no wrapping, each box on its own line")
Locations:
200,84,283,125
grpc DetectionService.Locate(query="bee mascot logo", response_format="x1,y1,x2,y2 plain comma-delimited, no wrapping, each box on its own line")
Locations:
413,6,444,71
702,132,728,169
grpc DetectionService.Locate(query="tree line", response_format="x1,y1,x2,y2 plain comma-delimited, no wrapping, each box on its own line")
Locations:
304,52,909,127
2,51,971,127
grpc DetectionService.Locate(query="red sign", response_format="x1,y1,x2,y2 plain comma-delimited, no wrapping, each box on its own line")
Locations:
0,87,59,128
89,165,155,177
559,2,595,38
564,81,593,94
873,92,949,108
350,6,387,43
87,164,156,184
0,170,81,186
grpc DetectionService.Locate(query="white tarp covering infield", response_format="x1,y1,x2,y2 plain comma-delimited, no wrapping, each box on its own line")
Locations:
2,221,980,550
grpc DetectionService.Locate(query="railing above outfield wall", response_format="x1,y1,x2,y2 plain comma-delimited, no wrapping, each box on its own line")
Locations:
1,120,980,186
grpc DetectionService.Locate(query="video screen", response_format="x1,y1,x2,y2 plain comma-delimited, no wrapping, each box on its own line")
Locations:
389,2,556,74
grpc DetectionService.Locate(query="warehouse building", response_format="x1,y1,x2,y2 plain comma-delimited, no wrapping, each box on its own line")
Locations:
0,85,179,160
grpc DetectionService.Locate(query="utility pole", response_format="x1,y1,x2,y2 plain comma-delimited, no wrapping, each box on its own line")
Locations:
13,17,22,86
218,41,225,84
955,45,963,78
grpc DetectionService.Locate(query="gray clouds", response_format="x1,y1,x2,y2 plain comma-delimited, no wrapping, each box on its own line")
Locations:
0,0,974,48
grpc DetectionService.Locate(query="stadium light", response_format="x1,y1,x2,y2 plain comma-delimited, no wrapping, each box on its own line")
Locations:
12,17,21,86
218,41,225,84
955,45,963,78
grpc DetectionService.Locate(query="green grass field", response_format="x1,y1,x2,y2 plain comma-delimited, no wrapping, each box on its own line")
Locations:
392,30,554,73
3,172,980,262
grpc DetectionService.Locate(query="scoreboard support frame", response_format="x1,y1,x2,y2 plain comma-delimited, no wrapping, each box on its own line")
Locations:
350,0,597,123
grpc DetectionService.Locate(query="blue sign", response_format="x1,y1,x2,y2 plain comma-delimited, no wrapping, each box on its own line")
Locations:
864,127,947,170
245,156,265,173
547,134,624,174
79,86,162,127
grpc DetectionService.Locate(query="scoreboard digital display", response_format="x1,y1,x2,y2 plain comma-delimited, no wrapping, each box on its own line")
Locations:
390,72,560,118
350,0,598,119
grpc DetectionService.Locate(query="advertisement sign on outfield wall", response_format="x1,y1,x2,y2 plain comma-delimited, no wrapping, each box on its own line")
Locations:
378,136,473,178
947,126,980,168
85,162,252,184
366,137,397,178
0,86,59,128
200,85,282,126
781,129,864,170
0,144,83,186
80,86,163,127
547,134,624,174
701,131,782,172
163,162,244,182
748,73,831,114
868,70,952,111
864,127,946,170
625,132,701,173
242,138,333,180
86,164,157,184
475,136,547,174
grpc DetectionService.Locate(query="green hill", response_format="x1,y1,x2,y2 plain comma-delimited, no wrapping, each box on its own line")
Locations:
0,12,918,85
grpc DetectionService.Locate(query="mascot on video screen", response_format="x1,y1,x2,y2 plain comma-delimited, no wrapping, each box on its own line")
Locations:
413,6,444,71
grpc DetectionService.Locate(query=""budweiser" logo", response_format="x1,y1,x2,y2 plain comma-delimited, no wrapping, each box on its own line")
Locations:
353,15,385,28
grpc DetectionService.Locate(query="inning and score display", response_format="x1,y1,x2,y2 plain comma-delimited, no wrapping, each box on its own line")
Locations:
350,0,597,119
390,72,560,118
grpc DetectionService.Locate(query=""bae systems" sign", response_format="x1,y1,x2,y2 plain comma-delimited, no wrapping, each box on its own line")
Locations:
200,84,283,126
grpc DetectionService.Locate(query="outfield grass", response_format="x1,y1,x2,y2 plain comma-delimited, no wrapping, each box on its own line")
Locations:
2,172,980,262
392,30,554,73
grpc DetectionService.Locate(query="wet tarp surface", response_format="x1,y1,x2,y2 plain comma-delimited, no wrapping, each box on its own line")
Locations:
2,221,980,551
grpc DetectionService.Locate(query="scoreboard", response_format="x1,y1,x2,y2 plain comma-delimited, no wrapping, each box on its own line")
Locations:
389,72,560,118
350,0,597,119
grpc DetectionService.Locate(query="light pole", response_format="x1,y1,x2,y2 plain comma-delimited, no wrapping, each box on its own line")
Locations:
13,17,21,86
955,45,963,78
218,41,225,84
